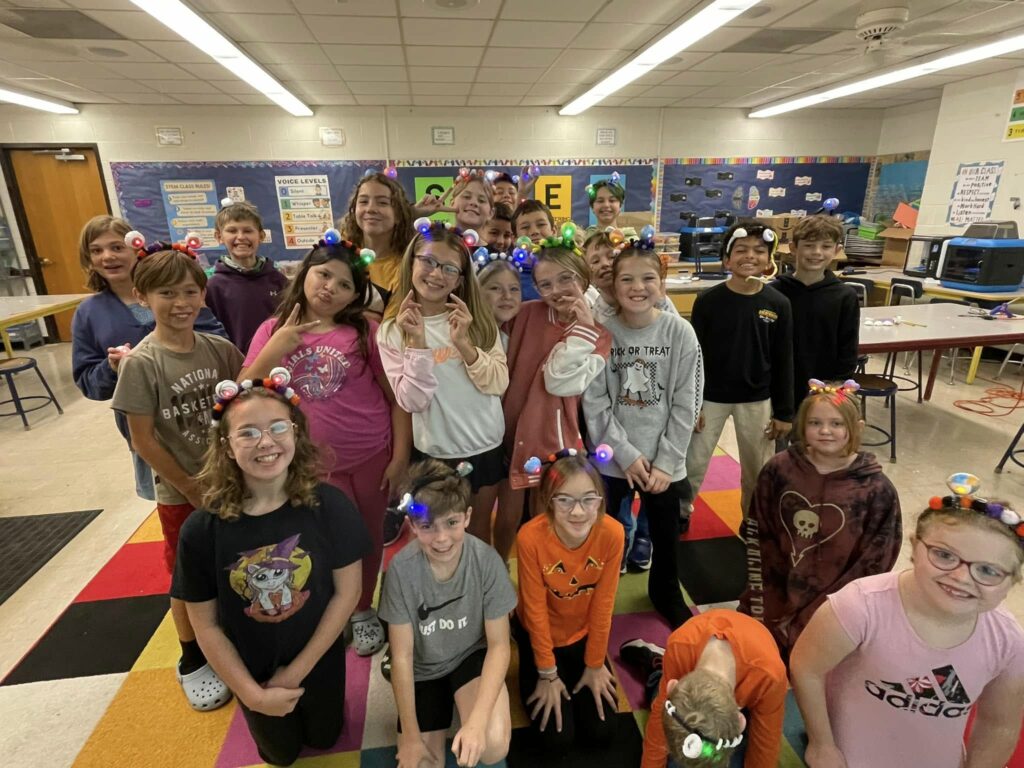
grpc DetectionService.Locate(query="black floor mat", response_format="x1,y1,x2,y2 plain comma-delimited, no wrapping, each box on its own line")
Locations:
507,712,643,766
0,509,101,606
676,535,748,605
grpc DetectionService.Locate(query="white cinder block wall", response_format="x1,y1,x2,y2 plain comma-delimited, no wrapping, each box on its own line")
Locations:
916,68,1024,235
877,100,941,155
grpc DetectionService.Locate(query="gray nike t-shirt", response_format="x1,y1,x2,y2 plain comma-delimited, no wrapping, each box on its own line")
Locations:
379,533,517,681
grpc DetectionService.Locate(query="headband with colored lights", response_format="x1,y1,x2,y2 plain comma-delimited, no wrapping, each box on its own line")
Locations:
125,230,202,260
392,461,474,521
928,473,1024,544
211,367,301,424
531,222,583,258
807,378,860,404
610,224,657,257
664,700,744,760
523,445,614,477
586,172,625,203
412,217,482,251
473,247,520,273
317,228,376,268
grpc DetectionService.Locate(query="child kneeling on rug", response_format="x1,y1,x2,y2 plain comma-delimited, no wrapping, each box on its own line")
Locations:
379,459,517,768
171,369,370,767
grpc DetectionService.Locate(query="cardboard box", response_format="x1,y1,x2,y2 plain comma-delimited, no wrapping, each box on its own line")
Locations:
879,226,914,267
756,214,803,232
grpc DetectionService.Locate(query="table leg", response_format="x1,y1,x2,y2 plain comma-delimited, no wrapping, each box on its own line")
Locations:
0,325,13,359
965,346,984,384
924,349,943,401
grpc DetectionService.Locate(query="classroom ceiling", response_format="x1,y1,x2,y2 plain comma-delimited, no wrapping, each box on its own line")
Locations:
0,0,1022,111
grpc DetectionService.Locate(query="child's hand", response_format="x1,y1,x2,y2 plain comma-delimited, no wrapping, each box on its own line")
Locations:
277,304,320,347
446,294,473,347
413,192,456,217
180,479,205,510
264,665,304,691
380,455,408,495
572,665,617,720
805,741,849,768
766,418,792,440
624,457,651,491
396,291,427,348
645,467,671,494
568,283,595,327
518,167,538,199
695,411,705,433
248,685,304,717
451,721,487,767
106,342,132,372
527,677,570,733
397,733,436,768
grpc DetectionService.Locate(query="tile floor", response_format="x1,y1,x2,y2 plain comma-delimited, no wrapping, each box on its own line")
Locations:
2,342,1024,766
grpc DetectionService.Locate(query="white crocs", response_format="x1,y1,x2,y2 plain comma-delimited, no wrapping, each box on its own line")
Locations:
351,610,386,656
177,662,233,711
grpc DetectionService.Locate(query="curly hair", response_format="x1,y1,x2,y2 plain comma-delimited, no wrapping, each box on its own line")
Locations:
664,669,744,767
339,173,414,258
198,389,322,522
399,458,471,524
79,215,132,292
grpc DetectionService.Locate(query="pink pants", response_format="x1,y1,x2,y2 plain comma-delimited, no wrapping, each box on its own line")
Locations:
328,446,390,612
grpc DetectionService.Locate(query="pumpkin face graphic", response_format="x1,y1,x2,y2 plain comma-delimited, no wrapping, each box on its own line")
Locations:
542,556,604,600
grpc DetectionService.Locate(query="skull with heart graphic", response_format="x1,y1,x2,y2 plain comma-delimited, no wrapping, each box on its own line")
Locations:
779,491,846,566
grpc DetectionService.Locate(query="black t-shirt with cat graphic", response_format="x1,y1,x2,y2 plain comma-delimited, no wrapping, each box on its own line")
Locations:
171,482,370,681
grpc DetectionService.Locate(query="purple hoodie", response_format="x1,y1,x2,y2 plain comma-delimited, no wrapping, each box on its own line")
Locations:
205,258,289,353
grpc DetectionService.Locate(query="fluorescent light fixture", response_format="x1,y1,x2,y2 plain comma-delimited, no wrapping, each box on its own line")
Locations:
129,0,313,117
750,30,1024,117
560,0,764,115
0,86,78,114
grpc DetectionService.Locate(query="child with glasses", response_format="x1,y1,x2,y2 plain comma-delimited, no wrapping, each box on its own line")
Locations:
791,475,1024,768
379,224,508,547
379,459,516,768
513,452,624,755
172,371,370,766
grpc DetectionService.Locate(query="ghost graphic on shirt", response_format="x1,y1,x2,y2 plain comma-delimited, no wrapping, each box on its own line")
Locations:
228,534,312,623
615,357,663,407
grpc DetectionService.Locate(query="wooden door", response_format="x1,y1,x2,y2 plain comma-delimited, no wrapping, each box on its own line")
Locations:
8,148,109,340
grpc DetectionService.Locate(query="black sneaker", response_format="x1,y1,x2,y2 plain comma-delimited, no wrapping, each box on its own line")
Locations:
383,507,407,547
619,638,665,674
679,501,693,533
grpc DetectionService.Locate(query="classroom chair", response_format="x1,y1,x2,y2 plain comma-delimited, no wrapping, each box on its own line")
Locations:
844,277,874,308
0,356,63,430
928,298,974,384
885,278,925,402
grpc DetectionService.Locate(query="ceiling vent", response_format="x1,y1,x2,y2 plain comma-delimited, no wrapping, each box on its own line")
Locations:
0,9,122,39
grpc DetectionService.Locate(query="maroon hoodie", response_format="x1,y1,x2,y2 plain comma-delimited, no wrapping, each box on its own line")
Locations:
737,446,901,661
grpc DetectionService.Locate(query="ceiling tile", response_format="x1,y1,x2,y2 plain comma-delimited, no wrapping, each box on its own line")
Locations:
140,40,218,64
320,44,404,66
232,93,277,105
500,0,600,22
470,82,531,96
79,10,184,41
412,95,468,106
649,51,711,70
268,64,339,81
306,94,358,105
17,61,117,79
346,81,410,95
541,68,605,85
662,69,732,86
242,42,331,65
595,0,699,24
209,80,261,95
692,84,764,99
292,0,398,14
632,69,675,86
191,0,289,12
771,0,862,30
519,96,562,105
522,83,576,98
310,16,402,45
474,67,546,83
354,94,411,105
64,0,147,9
67,39,165,63
101,62,194,78
400,18,494,44
570,22,660,50
72,77,155,94
670,96,728,107
492,20,584,48
686,25,760,53
207,13,314,43
640,84,705,98
144,79,221,94
405,46,483,67
622,96,678,107
485,47,563,67
552,48,629,70
467,95,516,106
408,66,477,83
692,53,784,71
176,62,232,80
290,80,352,95
335,65,407,82
111,92,182,104
170,93,240,104
0,40,81,61
410,82,472,95
0,62,41,79
397,0,501,19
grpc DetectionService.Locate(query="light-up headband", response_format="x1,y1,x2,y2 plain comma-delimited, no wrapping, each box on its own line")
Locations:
211,367,301,424
664,699,744,760
929,473,1024,544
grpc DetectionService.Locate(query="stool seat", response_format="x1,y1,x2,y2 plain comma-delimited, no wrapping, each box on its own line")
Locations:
0,353,62,429
852,373,898,396
850,373,898,463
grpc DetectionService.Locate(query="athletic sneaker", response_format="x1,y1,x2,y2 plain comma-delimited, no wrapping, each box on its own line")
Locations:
619,638,665,677
620,536,630,574
628,536,652,570
383,506,407,547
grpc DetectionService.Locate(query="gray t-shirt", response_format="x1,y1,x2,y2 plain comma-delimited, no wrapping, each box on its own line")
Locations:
112,331,243,504
583,311,703,481
379,533,517,681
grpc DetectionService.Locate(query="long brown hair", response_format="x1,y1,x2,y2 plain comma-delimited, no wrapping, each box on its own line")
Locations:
78,215,131,292
382,227,499,350
339,173,414,257
272,242,372,358
198,389,322,522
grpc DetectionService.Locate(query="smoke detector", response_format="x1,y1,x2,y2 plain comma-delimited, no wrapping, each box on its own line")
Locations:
855,4,910,41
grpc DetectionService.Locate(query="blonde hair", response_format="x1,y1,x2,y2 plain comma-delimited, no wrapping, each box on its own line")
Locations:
400,459,471,524
198,389,322,522
453,176,494,213
532,246,591,292
477,259,520,288
915,505,1024,580
536,455,606,520
79,215,131,292
793,387,863,456
215,201,263,232
664,669,744,767
383,228,499,350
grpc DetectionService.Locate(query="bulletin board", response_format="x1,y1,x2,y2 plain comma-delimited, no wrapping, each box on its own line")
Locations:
865,150,930,221
394,159,658,228
659,156,872,228
111,160,381,263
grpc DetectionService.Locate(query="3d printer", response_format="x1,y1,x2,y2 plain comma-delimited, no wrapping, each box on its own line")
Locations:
935,220,1024,292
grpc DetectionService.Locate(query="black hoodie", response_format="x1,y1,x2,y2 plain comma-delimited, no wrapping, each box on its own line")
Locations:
737,447,901,661
773,271,859,407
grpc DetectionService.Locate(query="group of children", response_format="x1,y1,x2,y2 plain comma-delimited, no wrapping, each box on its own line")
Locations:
67,169,1024,768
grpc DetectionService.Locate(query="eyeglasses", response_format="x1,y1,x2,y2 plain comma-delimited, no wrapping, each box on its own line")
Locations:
228,419,295,446
550,494,603,515
535,271,579,296
919,540,1012,586
416,255,462,279
413,516,465,534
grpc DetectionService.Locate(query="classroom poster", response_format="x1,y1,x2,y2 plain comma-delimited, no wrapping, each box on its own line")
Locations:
413,176,455,225
947,161,1003,226
1004,71,1024,142
159,179,220,250
275,174,334,250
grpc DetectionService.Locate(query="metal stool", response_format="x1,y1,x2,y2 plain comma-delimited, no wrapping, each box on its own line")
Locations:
0,356,63,429
885,278,924,402
852,372,897,463
996,415,1024,473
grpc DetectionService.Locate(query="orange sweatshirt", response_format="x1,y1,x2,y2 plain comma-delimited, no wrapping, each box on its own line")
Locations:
515,513,624,670
642,610,787,768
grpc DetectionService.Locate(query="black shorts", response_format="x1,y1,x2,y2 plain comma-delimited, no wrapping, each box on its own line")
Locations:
412,444,505,493
399,647,487,734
